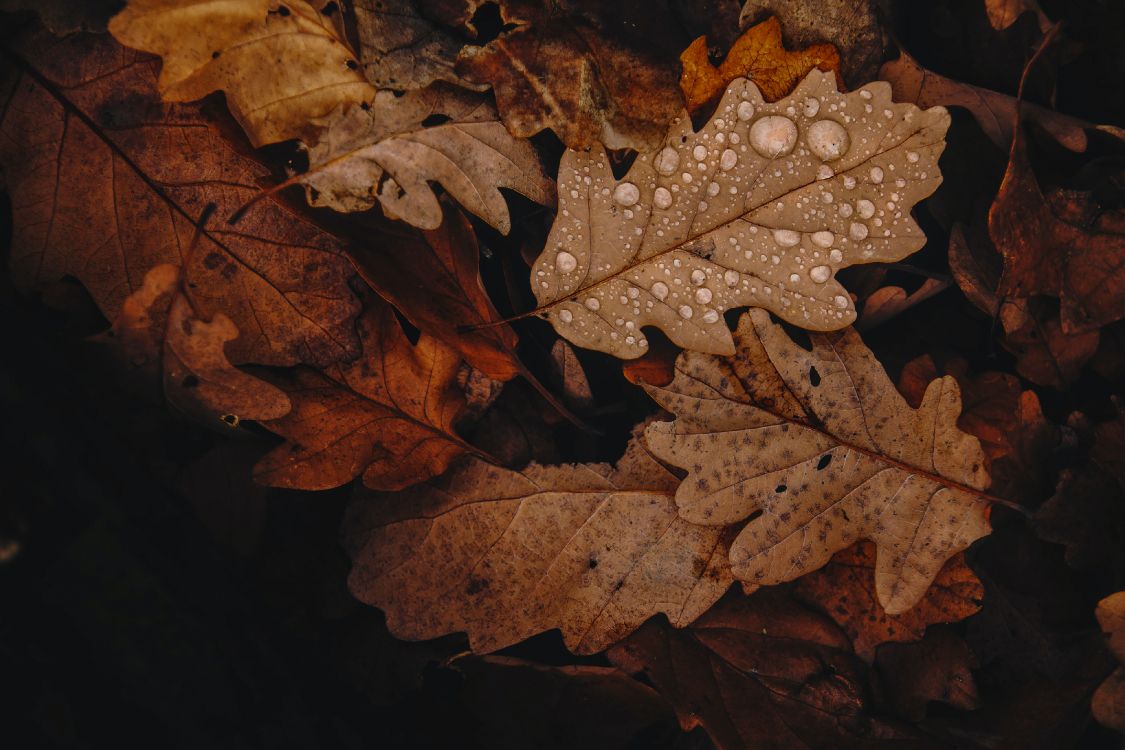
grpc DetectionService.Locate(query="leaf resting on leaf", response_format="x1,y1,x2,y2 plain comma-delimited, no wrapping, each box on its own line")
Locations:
531,71,950,359
343,429,734,654
644,309,992,614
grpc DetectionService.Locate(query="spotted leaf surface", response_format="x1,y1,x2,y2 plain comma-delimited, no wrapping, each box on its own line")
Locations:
531,70,950,359
344,429,734,654
644,310,991,614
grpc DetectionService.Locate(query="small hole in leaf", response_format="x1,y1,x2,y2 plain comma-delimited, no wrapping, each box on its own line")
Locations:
181,375,199,389
220,413,240,427
809,366,821,386
775,484,787,494
276,5,290,16
320,1,338,15
421,114,451,128
588,557,598,569
211,51,220,59
470,2,518,43
391,89,406,98
346,59,358,70
607,149,638,179
817,454,832,470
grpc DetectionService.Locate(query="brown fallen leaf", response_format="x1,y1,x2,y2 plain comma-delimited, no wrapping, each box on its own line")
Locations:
254,298,478,491
178,440,272,557
1094,591,1125,733
621,335,681,387
856,277,949,331
874,628,980,721
680,17,841,115
644,309,992,614
607,588,927,750
550,340,594,411
739,0,882,87
990,119,1125,334
795,541,983,661
343,426,734,653
454,3,683,151
880,49,1095,153
0,0,120,33
1,30,361,368
984,0,1049,32
532,71,950,359
109,0,374,147
298,84,553,232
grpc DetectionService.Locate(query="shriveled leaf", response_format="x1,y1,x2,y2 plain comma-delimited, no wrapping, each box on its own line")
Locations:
343,428,734,654
163,294,292,425
990,121,1125,333
454,3,683,150
856,277,948,331
874,628,980,721
1094,592,1125,733
984,0,1047,31
0,31,361,368
880,49,1098,154
349,198,522,380
301,85,553,232
255,300,476,491
795,541,984,661
680,16,840,114
608,589,928,750
644,309,992,614
739,0,882,87
531,71,950,359
352,0,481,91
108,0,373,147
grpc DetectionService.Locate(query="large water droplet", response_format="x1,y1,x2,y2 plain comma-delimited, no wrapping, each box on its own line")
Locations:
906,151,920,163
816,164,834,180
724,270,740,286
558,309,573,323
834,294,850,308
695,287,713,304
811,230,834,248
737,100,755,121
803,97,821,117
585,297,600,311
651,281,669,300
613,182,639,206
555,251,577,273
773,229,801,247
653,187,673,209
655,147,680,175
690,269,706,285
807,120,849,161
692,145,708,161
869,166,884,183
809,265,831,283
829,248,843,263
702,310,720,323
849,222,869,240
749,116,798,158
856,199,875,219
720,149,738,171
678,304,694,319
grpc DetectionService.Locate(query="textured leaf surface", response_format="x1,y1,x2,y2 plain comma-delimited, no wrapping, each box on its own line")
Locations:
532,71,950,359
344,430,734,654
254,300,475,491
0,31,361,367
1094,592,1125,733
109,0,374,147
301,85,553,232
644,310,992,614
680,17,840,114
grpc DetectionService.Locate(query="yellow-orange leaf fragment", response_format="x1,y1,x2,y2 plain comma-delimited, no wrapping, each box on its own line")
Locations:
680,16,840,114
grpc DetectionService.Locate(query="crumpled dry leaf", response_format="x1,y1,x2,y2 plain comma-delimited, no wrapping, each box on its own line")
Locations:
607,589,928,750
0,31,362,368
680,16,841,115
343,426,734,654
454,3,683,151
531,71,950,359
880,49,1099,154
352,0,482,91
644,309,992,614
1094,591,1125,733
856,277,948,331
300,84,553,232
795,541,984,661
990,120,1125,333
109,0,374,147
254,299,477,491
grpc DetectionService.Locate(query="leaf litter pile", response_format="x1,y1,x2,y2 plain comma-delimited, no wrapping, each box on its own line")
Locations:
2,1,1125,748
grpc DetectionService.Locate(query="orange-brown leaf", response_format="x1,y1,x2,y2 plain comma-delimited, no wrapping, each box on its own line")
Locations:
680,16,840,114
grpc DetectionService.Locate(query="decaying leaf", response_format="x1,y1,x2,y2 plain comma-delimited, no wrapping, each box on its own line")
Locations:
254,300,477,491
874,628,980,720
644,309,992,614
300,84,553,232
795,541,984,661
109,0,374,147
352,0,482,91
343,428,734,654
880,49,1096,154
680,16,841,115
856,277,948,331
1094,591,1125,733
990,120,1125,333
0,32,362,368
531,71,950,359
607,589,926,750
454,3,683,151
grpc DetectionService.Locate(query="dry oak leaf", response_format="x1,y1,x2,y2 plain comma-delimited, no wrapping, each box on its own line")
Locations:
0,31,361,368
300,84,553,232
680,16,841,115
990,121,1125,334
1094,591,1125,733
644,309,992,615
109,0,374,147
874,628,980,721
795,541,983,661
531,71,950,360
254,299,478,491
343,428,735,654
607,589,928,750
454,5,683,151
855,277,948,331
